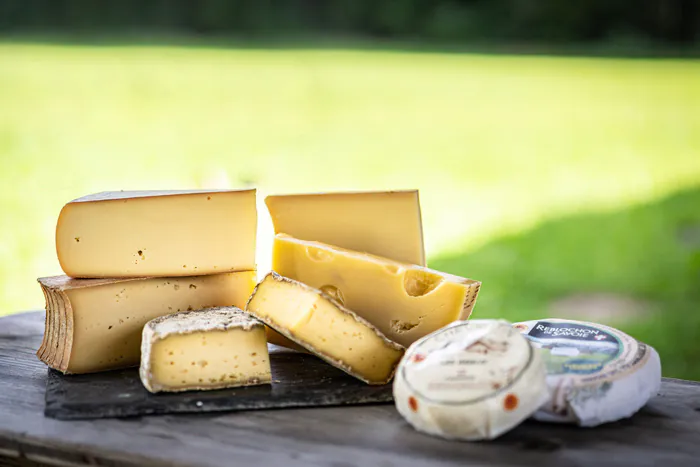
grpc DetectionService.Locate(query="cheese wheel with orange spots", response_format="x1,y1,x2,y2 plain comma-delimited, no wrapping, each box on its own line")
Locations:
393,320,548,441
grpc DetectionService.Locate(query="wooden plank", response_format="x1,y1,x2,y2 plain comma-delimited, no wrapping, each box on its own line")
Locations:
1,311,700,467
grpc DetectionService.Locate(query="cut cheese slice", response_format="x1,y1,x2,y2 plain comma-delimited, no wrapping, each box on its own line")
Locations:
56,189,257,278
265,190,425,266
37,271,256,374
245,272,404,385
140,307,271,393
394,320,548,441
272,234,481,348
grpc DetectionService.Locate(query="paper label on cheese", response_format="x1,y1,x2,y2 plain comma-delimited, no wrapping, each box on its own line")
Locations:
514,319,662,426
394,320,548,441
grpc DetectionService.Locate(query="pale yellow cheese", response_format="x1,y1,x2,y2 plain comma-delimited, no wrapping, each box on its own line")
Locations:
56,189,257,278
37,271,256,374
265,190,425,266
140,307,271,393
246,272,404,385
272,234,481,348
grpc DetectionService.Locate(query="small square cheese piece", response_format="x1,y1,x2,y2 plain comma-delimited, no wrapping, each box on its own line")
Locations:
272,234,481,348
246,272,404,385
37,271,256,374
56,189,256,278
140,307,271,393
265,190,425,266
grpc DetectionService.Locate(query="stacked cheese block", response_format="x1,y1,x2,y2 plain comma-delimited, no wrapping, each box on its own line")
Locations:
37,189,482,391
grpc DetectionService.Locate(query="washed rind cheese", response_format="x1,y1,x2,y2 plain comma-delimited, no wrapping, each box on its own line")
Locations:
265,190,426,266
245,272,405,385
394,320,548,441
513,319,662,426
272,234,481,348
56,189,257,278
37,271,256,374
140,307,271,393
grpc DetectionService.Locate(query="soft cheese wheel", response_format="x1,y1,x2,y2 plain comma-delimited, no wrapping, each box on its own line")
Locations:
394,320,547,441
513,319,662,426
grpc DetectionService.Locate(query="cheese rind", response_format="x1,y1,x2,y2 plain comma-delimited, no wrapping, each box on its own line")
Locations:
265,190,425,266
37,271,256,374
394,320,548,441
246,272,404,385
140,307,271,393
56,189,257,278
272,234,481,348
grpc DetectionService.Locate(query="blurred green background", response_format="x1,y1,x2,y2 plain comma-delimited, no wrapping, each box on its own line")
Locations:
1,1,699,379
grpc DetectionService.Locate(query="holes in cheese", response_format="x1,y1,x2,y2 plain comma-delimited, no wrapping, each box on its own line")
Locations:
271,234,481,348
37,271,256,374
403,270,443,297
246,272,405,385
56,189,257,278
140,307,271,393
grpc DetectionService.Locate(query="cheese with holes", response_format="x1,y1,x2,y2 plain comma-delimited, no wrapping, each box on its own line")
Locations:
265,190,425,266
272,234,481,348
140,307,271,393
514,319,662,426
394,320,548,441
56,189,256,278
246,272,405,385
37,271,256,374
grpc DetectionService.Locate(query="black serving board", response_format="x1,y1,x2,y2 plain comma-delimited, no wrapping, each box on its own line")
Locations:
45,347,393,420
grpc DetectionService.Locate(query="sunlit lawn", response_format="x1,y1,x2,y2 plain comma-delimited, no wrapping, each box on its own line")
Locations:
1,40,699,377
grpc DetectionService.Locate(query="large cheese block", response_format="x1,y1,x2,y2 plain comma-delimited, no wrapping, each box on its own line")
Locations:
56,189,257,278
272,234,481,348
394,320,548,441
140,307,271,393
246,272,405,385
37,271,256,374
265,190,425,266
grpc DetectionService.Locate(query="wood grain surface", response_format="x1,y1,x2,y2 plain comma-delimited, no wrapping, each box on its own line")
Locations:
1,311,700,467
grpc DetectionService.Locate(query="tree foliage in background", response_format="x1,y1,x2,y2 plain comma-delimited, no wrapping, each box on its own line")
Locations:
0,0,698,45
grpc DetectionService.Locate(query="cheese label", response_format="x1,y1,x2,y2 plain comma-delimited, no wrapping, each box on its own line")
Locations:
394,320,548,441
402,321,534,404
514,319,661,426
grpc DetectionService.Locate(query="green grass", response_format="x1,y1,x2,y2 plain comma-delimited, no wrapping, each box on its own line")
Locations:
1,39,699,378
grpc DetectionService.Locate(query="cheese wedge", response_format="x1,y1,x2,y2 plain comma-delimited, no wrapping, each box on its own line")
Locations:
56,189,257,278
265,190,425,266
272,234,481,347
37,271,256,374
246,272,404,385
140,307,271,393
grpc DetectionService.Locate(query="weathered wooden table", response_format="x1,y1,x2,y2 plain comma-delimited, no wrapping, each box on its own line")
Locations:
1,311,699,467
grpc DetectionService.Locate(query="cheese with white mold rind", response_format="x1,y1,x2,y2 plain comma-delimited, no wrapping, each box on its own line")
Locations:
37,270,256,374
514,318,662,426
393,320,548,441
265,190,426,266
140,307,271,393
246,272,405,385
56,189,256,278
271,234,481,348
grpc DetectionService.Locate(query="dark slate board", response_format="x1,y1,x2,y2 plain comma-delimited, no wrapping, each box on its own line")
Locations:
45,347,393,420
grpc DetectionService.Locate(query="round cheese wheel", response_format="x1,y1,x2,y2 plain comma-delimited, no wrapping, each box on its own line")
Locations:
513,319,662,426
393,320,548,441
